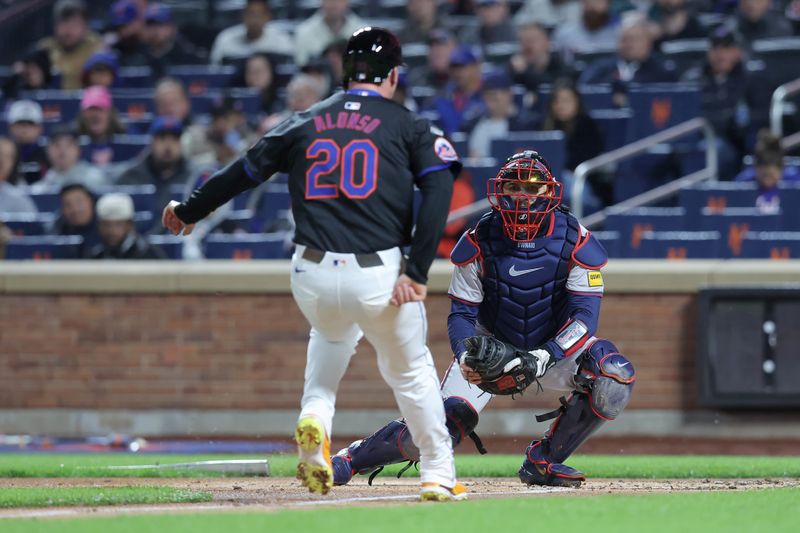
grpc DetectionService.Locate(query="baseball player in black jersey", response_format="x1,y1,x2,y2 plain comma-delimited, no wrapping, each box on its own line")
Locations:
162,27,466,501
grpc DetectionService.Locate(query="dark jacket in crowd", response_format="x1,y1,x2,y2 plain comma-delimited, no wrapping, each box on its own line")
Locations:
117,153,194,230
88,231,167,259
50,213,102,258
733,12,794,46
579,54,678,87
682,60,756,149
553,113,605,171
509,53,575,94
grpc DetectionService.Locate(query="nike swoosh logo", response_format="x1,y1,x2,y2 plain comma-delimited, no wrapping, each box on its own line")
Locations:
617,361,630,368
508,265,544,277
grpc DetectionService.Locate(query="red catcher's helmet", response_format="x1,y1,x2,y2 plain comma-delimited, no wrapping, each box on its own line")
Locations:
487,150,563,241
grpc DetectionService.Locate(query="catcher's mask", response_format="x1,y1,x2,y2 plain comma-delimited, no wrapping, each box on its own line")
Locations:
487,150,562,241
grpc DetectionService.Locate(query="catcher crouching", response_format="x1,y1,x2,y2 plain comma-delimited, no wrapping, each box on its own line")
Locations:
331,150,635,488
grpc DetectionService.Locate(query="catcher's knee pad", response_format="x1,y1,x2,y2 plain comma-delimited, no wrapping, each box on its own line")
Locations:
579,340,635,420
444,396,479,447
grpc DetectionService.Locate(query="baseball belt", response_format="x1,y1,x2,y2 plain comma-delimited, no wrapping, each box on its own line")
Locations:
301,247,384,268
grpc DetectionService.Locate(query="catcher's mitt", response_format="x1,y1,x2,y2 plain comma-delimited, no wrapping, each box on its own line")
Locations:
460,336,555,396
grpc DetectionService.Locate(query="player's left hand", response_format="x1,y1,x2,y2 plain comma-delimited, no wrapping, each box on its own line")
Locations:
459,358,482,384
162,200,195,236
390,274,427,306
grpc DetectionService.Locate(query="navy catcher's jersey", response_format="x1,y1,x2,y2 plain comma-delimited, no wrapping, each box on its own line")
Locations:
242,89,460,254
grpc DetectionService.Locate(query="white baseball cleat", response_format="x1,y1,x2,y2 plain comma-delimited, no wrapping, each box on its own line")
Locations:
295,416,333,495
419,481,469,502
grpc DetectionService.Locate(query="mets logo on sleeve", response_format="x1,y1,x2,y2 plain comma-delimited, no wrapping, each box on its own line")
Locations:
587,271,604,287
434,137,459,162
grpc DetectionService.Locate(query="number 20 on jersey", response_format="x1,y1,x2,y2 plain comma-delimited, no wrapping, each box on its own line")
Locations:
305,138,378,199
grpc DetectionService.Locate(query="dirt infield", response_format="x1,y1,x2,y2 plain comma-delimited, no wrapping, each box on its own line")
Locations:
1,477,798,519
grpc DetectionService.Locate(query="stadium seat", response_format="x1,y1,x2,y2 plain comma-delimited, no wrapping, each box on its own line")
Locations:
249,187,291,232
661,39,709,73
29,190,62,213
111,90,155,118
490,131,566,178
0,213,56,236
679,182,759,216
626,83,702,141
4,235,83,260
167,65,236,95
576,84,615,112
749,38,800,88
117,66,155,89
604,207,686,255
25,89,82,123
698,208,782,258
80,135,149,164
204,233,288,259
625,230,722,259
740,231,800,259
133,212,154,234
589,108,632,151
146,234,183,259
99,185,157,214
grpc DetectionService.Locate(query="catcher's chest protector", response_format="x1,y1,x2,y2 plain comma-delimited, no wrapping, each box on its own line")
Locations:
476,210,579,351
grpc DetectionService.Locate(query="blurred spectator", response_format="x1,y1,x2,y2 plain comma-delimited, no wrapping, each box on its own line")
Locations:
399,0,446,44
75,86,127,167
81,51,119,88
551,0,620,60
260,73,326,132
542,80,606,211
49,183,101,255
36,128,107,192
321,39,348,89
234,53,280,114
392,72,418,111
429,45,487,136
106,0,149,67
514,0,582,28
509,22,574,94
732,0,794,46
117,116,196,226
2,49,53,99
580,13,677,106
735,129,800,213
88,193,167,259
460,0,517,48
294,0,365,67
648,0,706,48
7,100,48,185
154,78,209,162
210,0,293,64
299,57,335,98
682,26,755,179
0,137,38,214
408,29,456,93
143,3,204,77
467,71,539,158
37,0,102,90
0,223,12,260
542,80,604,171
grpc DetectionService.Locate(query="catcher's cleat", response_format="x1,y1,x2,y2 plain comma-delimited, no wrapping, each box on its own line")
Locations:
519,440,585,488
331,447,355,486
420,482,469,502
295,416,333,495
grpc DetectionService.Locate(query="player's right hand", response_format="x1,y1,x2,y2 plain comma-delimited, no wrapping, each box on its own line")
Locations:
162,200,195,236
390,274,427,306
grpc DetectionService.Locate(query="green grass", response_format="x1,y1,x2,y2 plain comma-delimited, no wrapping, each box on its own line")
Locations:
2,453,799,479
0,486,211,508
2,487,798,533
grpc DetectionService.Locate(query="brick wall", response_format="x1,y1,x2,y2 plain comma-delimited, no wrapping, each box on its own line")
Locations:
0,293,697,411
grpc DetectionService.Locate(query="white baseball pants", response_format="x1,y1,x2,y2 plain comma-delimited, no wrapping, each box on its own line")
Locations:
291,244,456,487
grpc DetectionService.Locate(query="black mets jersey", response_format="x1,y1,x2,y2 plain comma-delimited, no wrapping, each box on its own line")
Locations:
175,88,461,283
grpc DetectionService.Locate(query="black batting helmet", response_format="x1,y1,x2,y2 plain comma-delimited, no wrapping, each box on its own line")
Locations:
342,27,403,85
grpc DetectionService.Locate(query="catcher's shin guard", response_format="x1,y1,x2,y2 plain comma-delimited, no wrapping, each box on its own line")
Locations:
520,340,635,486
332,397,479,486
